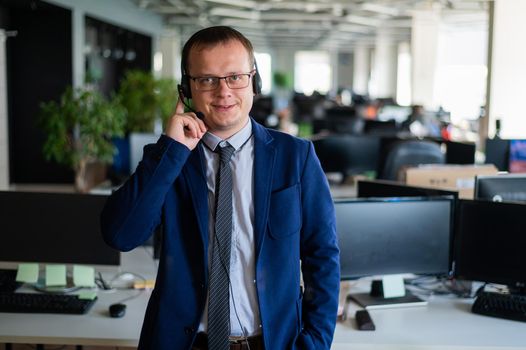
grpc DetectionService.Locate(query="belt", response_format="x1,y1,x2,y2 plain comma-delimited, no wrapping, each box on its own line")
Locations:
192,332,264,350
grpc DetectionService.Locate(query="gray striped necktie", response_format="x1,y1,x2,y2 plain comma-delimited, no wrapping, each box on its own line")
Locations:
208,142,235,350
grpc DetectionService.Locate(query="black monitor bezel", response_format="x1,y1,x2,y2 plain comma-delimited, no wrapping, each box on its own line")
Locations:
474,174,526,203
357,179,459,201
335,196,454,281
453,199,526,290
0,191,120,266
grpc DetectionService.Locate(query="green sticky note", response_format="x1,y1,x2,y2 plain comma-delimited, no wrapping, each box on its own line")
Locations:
77,290,97,300
16,263,39,283
73,265,95,287
45,265,67,287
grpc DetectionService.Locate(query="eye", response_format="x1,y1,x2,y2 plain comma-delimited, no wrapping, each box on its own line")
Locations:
197,77,216,85
229,74,242,81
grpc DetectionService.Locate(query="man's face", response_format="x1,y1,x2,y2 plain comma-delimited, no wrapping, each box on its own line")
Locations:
188,40,254,139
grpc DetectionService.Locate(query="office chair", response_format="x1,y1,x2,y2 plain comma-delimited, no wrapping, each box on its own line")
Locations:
363,119,399,136
312,135,380,183
380,140,445,181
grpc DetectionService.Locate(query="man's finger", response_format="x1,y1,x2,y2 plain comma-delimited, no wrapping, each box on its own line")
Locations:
175,97,185,114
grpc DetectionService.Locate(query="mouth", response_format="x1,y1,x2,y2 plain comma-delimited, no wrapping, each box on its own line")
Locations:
211,103,236,112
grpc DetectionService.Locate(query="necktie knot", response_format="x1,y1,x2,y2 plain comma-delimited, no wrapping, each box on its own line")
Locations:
217,142,235,163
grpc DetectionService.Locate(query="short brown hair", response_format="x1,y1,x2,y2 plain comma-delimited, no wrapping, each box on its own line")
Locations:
181,26,255,75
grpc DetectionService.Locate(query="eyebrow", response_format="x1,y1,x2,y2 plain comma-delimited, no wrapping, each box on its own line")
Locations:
192,71,250,77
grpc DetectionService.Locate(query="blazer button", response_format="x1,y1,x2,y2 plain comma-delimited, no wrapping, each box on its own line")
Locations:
184,326,194,335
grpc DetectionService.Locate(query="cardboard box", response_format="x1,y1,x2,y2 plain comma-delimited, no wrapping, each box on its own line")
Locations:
404,164,499,199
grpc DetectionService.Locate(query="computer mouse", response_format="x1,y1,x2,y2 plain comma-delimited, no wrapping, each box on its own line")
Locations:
109,303,126,318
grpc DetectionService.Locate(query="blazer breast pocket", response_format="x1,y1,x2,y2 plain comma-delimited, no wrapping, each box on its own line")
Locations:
268,184,302,239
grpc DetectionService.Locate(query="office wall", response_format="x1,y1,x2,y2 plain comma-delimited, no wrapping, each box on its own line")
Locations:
4,2,74,184
0,30,7,190
44,0,164,87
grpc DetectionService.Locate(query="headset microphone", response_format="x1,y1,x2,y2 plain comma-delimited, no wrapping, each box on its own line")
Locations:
178,84,205,120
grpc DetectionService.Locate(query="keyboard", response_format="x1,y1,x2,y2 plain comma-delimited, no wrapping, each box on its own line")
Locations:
0,269,21,293
472,291,526,322
0,292,97,314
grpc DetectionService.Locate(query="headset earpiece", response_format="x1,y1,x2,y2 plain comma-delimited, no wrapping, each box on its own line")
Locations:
180,56,192,99
252,59,262,95
180,75,191,99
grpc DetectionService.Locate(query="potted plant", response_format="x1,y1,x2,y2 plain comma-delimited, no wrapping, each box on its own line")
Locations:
117,70,178,133
112,70,177,176
39,86,126,192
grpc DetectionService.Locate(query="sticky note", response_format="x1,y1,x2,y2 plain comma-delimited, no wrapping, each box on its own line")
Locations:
16,263,39,283
382,275,406,298
133,279,156,289
73,265,95,287
45,265,67,287
77,290,97,300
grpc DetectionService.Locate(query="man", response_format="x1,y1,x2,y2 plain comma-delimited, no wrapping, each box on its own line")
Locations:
101,26,339,350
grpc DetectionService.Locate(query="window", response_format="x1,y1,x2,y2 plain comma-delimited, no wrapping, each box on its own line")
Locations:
294,51,331,95
255,52,271,95
434,22,488,123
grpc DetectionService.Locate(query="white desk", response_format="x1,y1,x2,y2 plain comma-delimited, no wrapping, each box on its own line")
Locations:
0,249,156,347
2,250,526,349
334,293,526,350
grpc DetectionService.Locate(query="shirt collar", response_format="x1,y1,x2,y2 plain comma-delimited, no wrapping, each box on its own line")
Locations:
201,119,252,152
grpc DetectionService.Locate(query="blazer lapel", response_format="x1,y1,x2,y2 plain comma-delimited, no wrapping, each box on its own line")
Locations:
253,121,276,258
184,145,209,252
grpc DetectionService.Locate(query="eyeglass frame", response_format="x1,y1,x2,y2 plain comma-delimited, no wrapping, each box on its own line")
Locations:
187,70,256,91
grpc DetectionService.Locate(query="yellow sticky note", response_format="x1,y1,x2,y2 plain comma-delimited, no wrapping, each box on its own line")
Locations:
45,265,67,287
16,263,39,283
77,290,97,300
73,265,95,287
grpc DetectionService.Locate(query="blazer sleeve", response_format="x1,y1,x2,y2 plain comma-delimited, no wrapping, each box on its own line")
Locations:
100,135,191,251
295,141,340,349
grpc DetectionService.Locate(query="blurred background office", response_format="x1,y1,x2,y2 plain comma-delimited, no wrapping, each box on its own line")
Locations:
0,0,525,192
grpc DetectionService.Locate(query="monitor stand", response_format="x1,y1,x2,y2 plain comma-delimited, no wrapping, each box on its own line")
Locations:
348,276,428,310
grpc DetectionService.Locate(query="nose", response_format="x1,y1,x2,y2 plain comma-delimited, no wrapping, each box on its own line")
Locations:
215,78,232,95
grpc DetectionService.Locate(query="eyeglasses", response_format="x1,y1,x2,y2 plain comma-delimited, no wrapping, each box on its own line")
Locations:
189,71,254,91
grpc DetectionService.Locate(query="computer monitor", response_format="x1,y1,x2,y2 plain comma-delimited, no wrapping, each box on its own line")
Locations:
454,200,526,295
474,174,526,203
445,141,476,165
484,138,510,171
335,197,453,308
357,179,459,201
0,191,120,266
312,135,380,180
129,133,160,174
509,139,526,173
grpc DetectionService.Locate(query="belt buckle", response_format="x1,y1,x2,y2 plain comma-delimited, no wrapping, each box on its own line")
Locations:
228,336,245,344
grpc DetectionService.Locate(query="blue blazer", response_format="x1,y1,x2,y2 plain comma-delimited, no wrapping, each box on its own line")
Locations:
101,120,340,350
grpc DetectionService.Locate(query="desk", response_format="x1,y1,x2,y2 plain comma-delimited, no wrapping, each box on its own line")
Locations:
0,248,156,348
334,282,526,350
2,251,526,349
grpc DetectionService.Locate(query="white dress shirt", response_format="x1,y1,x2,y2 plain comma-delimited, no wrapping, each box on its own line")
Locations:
198,119,262,336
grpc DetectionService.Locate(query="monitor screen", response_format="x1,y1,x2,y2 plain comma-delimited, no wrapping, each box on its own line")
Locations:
0,191,120,265
357,179,458,201
509,140,526,173
454,200,526,291
335,197,453,280
445,141,475,165
474,174,526,203
484,138,510,171
130,133,160,174
313,135,380,177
